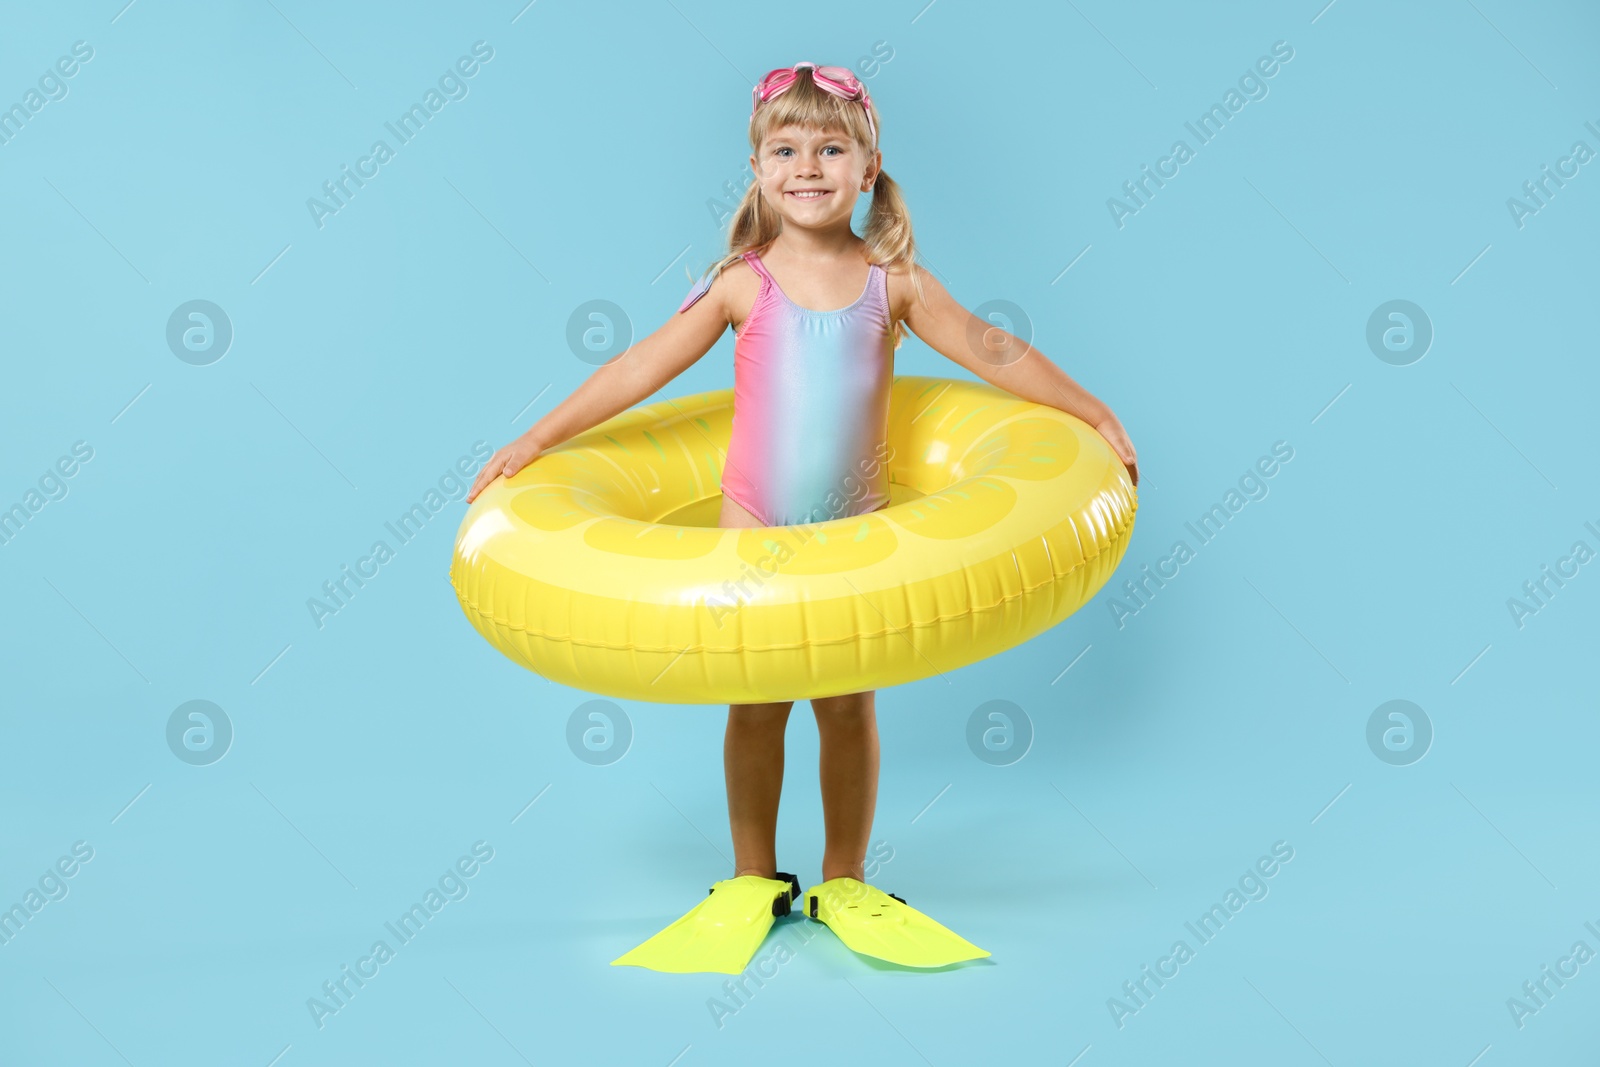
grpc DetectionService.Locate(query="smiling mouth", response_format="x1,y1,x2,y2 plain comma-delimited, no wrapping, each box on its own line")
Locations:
786,190,831,200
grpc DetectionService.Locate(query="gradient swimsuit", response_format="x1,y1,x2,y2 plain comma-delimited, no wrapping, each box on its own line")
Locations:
678,250,894,527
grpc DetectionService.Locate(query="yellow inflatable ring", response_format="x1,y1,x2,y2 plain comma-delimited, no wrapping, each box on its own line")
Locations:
450,375,1137,704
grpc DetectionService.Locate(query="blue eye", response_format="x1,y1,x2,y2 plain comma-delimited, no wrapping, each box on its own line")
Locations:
772,144,843,158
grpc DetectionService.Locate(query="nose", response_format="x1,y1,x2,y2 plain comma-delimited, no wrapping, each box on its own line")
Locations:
794,151,823,177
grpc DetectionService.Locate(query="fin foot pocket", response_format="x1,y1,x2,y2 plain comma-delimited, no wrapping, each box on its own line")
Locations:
800,877,990,968
611,872,800,974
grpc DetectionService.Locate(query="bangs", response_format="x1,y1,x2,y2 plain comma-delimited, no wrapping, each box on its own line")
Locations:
750,72,876,151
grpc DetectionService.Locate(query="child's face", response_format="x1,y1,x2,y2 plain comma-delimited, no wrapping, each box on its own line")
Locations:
750,123,880,233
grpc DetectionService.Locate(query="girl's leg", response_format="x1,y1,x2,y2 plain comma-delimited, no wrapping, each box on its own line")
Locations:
717,491,791,879
725,701,794,878
811,691,880,882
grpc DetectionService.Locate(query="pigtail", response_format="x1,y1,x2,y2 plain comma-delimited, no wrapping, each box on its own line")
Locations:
683,180,774,289
725,180,780,264
862,169,925,311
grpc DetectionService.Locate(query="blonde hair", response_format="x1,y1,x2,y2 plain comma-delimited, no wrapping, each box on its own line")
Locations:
701,70,926,335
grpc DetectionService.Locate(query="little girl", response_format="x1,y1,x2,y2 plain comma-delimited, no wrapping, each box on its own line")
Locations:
467,61,1138,973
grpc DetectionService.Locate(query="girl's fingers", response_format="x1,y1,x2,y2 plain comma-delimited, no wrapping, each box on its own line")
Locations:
1108,437,1138,486
501,441,540,479
470,460,494,495
467,447,508,501
466,443,535,502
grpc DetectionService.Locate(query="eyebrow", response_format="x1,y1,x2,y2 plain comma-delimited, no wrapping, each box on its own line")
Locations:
766,133,849,147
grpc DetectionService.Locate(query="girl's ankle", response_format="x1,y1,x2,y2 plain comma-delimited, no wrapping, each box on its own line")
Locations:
734,866,777,878
820,864,866,882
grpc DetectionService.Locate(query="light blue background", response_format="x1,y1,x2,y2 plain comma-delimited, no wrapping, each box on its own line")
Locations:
3,1,1598,1064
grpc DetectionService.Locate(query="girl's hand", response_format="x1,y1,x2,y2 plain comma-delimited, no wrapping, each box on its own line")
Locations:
1095,416,1139,487
466,434,542,503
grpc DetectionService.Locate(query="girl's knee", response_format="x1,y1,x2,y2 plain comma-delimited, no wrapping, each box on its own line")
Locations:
728,700,795,725
811,691,876,720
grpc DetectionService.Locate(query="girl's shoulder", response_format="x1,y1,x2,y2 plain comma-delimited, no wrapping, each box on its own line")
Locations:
882,259,936,322
676,255,759,315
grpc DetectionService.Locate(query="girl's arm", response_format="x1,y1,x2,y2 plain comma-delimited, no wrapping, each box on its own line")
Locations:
898,265,1139,486
466,277,731,502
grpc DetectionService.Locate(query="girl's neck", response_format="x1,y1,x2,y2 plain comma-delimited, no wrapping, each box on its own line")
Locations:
765,227,864,262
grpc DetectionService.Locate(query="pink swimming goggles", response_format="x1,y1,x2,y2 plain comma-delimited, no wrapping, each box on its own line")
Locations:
751,62,877,149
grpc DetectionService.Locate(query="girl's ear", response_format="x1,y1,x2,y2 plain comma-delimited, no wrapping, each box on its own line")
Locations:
864,149,882,189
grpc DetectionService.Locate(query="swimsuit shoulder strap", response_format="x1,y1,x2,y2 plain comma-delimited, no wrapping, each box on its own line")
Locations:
740,250,774,284
870,260,890,315
677,261,721,314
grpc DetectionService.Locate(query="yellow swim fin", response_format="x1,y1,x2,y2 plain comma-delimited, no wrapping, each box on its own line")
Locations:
803,877,990,968
611,872,800,974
